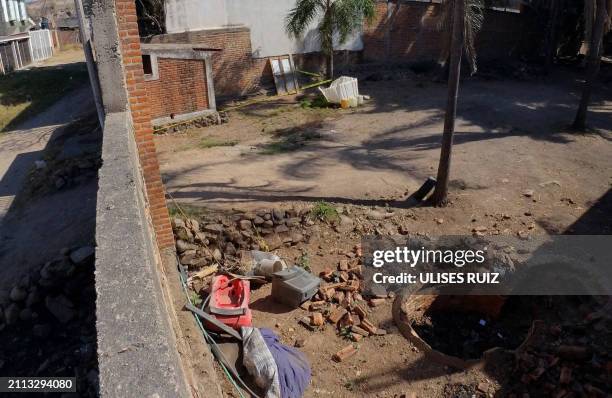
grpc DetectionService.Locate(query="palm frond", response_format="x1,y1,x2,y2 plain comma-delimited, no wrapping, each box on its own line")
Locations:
436,0,484,74
334,0,377,44
464,0,484,73
285,0,324,38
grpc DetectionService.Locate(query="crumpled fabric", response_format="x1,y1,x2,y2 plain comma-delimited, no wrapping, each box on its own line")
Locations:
241,327,281,398
259,328,311,398
241,327,311,398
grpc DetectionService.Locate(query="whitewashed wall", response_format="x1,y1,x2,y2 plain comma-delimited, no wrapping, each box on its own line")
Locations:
165,0,363,58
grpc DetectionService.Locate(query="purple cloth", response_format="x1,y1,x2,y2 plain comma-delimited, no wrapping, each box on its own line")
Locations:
259,328,311,398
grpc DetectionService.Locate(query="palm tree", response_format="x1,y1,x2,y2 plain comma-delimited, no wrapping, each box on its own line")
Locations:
431,0,484,206
572,0,609,130
285,0,376,79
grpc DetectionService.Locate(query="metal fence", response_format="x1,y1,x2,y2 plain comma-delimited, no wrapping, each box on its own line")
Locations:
0,29,53,75
29,29,54,62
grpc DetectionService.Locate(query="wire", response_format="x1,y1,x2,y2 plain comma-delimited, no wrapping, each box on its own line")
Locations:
177,256,261,398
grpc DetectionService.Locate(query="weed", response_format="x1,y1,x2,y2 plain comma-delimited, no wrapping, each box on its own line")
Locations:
297,252,311,272
189,290,203,307
259,130,322,155
343,381,356,391
310,201,339,223
300,95,329,109
199,138,238,149
167,203,207,219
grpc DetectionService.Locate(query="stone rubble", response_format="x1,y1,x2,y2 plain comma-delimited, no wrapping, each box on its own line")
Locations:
0,246,98,397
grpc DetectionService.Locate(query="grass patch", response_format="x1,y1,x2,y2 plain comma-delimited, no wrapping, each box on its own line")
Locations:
0,62,89,131
259,129,322,155
199,138,239,149
168,203,208,219
310,201,339,223
300,95,330,109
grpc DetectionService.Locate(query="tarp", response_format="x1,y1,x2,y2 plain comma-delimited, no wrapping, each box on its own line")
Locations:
241,327,311,398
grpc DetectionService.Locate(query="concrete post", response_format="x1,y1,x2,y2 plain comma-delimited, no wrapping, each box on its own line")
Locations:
0,0,9,23
19,0,25,20
7,0,14,20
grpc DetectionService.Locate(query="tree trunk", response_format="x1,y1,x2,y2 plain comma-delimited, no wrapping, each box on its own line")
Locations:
326,50,334,80
544,0,560,72
573,0,607,130
324,0,334,80
431,0,465,206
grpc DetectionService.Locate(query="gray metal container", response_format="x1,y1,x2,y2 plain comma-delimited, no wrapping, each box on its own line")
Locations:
271,266,320,308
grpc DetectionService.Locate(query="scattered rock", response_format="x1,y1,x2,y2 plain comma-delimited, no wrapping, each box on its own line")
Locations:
523,189,534,198
238,219,252,230
477,382,488,393
556,345,590,361
310,313,324,326
45,295,76,324
70,246,95,264
212,248,223,262
559,366,572,384
33,323,52,338
333,344,357,362
539,180,561,187
204,224,224,234
176,239,197,253
367,210,386,220
4,303,20,325
19,308,33,322
9,286,27,302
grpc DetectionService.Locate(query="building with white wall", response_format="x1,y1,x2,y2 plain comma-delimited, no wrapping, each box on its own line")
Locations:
164,0,362,58
0,0,30,36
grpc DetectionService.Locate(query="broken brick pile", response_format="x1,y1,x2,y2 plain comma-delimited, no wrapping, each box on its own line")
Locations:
510,315,611,398
297,245,391,362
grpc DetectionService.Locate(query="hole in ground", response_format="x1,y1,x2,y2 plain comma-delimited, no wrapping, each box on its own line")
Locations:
411,295,537,360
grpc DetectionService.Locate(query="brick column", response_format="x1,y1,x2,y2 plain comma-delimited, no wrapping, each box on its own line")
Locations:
114,0,174,250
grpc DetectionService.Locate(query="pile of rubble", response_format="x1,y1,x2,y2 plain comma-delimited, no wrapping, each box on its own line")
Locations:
154,111,229,134
0,246,98,396
297,245,392,362
172,208,311,274
30,155,101,194
510,311,611,398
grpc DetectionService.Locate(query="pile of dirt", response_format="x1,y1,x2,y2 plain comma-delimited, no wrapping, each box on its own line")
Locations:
0,246,98,396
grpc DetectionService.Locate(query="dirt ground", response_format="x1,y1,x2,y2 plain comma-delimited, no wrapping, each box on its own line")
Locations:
157,68,612,397
157,68,612,235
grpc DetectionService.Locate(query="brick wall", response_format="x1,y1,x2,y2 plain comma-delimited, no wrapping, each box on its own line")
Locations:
150,27,273,99
147,1,541,101
115,0,175,250
363,1,540,64
144,58,209,120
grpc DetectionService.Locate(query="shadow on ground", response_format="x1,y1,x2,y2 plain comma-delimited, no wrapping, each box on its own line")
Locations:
0,113,101,396
0,62,89,132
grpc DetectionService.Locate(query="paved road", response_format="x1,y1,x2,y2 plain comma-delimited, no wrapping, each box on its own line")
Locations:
0,85,94,225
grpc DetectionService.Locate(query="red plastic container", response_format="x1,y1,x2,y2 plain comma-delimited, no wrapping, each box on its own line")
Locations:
206,275,252,331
